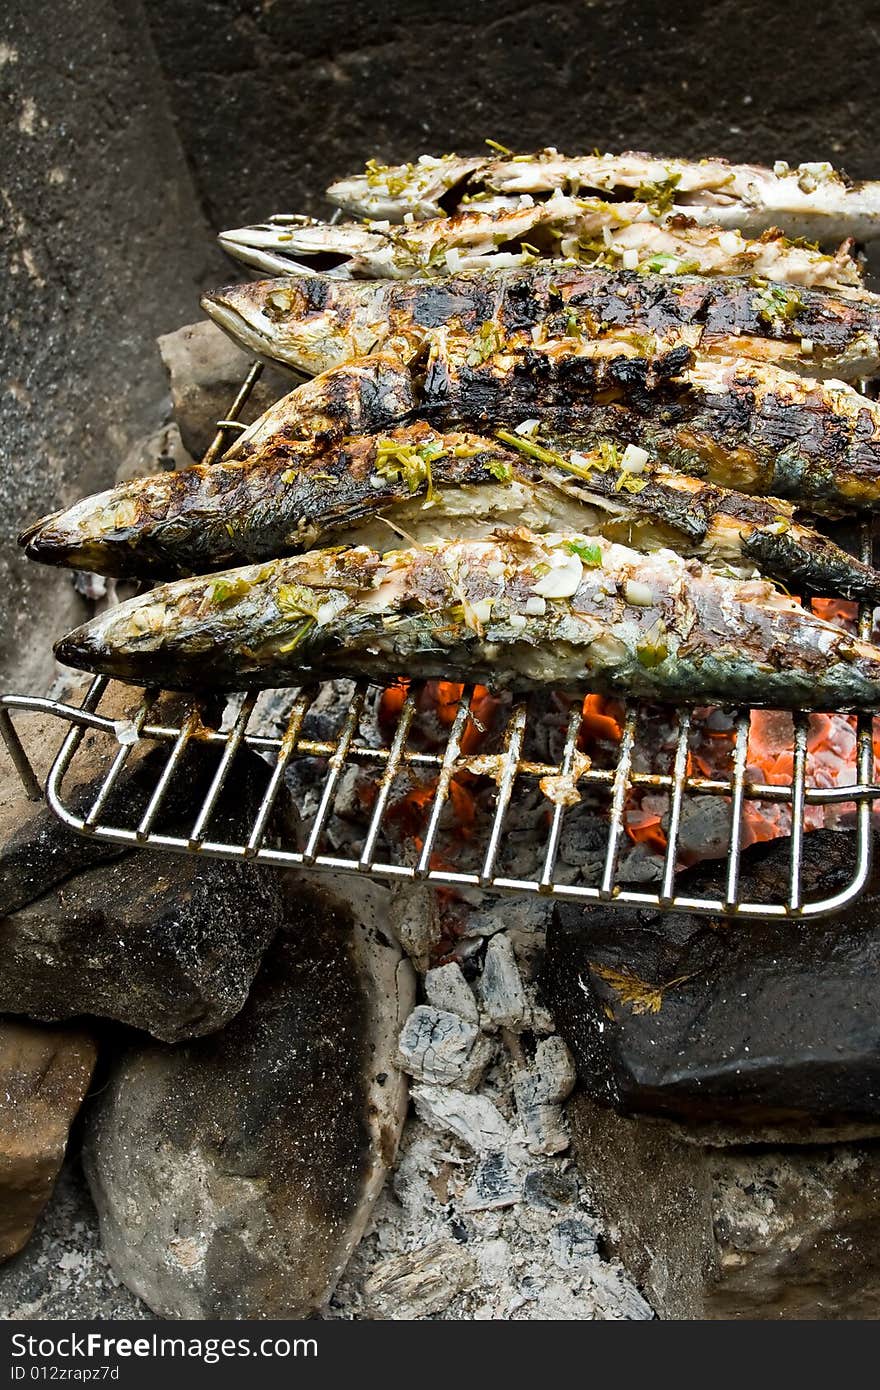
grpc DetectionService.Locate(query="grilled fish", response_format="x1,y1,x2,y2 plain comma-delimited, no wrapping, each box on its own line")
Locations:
21,416,880,603
220,194,866,294
327,149,880,242
54,530,880,710
201,263,880,382
199,290,880,515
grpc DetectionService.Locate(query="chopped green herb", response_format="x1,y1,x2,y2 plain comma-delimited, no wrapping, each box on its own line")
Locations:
494,429,567,468
373,437,443,500
466,320,504,366
563,539,603,566
280,467,297,484
635,173,682,216
276,583,323,621
636,620,669,668
276,618,317,654
486,458,513,482
211,575,251,605
597,439,622,471
752,282,804,327
485,138,514,155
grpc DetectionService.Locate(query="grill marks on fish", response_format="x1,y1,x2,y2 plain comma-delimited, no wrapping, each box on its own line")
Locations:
200,264,880,384
53,531,880,710
22,399,880,604
218,195,867,294
327,149,880,242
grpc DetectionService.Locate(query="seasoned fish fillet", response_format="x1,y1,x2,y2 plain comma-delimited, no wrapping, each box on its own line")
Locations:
21,417,880,603
54,531,880,710
196,307,880,514
327,149,880,242
219,194,866,294
201,264,880,382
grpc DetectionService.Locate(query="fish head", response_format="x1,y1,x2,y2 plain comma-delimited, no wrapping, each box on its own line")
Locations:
19,493,143,577
201,276,395,376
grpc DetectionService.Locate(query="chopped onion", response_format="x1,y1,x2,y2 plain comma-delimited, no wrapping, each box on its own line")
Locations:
514,418,540,437
525,595,547,616
508,612,527,630
620,444,649,473
621,247,639,271
532,551,583,599
623,578,655,606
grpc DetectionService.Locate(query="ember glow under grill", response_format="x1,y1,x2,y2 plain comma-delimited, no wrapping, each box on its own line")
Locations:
3,364,879,921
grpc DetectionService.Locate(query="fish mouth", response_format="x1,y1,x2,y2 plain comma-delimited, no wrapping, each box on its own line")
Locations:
199,293,273,357
217,233,313,278
18,510,65,553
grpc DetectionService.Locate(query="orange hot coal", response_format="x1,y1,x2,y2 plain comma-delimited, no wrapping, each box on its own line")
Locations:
579,693,624,746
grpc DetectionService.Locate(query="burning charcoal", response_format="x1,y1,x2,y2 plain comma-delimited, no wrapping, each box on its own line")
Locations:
424,962,480,1024
461,1152,524,1212
480,932,530,1032
411,1083,513,1154
83,881,414,1318
362,1239,476,1319
512,1037,577,1156
544,830,880,1127
396,1006,493,1090
0,1019,96,1263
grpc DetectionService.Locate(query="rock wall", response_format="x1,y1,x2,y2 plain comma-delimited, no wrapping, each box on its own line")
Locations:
141,0,880,227
0,0,223,691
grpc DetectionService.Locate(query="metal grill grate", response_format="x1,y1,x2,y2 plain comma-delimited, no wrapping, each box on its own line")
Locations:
2,363,879,920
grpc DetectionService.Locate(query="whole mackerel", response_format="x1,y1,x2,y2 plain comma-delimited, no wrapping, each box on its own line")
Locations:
218,193,867,292
54,531,880,710
191,311,880,515
20,414,880,604
326,149,880,241
201,263,880,382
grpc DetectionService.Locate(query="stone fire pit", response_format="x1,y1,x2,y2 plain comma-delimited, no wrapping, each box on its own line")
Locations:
4,0,880,1324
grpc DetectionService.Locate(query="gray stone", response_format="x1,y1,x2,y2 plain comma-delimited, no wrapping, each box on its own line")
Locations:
141,0,880,252
0,683,224,919
0,1019,96,1263
83,880,414,1319
0,737,288,1042
157,321,290,461
544,831,880,1131
569,1094,880,1320
0,1161,150,1321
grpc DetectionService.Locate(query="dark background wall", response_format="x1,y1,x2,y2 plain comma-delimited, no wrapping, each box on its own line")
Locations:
4,0,880,690
142,0,880,226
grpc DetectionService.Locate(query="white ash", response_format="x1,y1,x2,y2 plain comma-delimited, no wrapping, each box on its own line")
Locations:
397,1006,494,1090
425,962,479,1024
327,1118,652,1322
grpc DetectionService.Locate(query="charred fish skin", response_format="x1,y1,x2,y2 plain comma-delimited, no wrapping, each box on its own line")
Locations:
22,410,880,603
327,149,880,242
54,531,880,712
218,196,867,295
19,424,520,578
200,264,880,383
416,343,880,516
223,352,415,461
